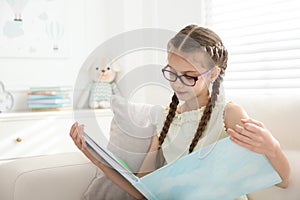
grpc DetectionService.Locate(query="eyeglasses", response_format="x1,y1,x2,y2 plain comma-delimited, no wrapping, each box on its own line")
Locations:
162,65,212,87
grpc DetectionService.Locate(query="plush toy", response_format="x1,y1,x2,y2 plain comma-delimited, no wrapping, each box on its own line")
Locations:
88,58,119,109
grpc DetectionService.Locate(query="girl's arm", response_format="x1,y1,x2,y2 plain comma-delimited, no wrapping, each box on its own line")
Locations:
224,103,290,188
136,134,159,177
69,122,145,199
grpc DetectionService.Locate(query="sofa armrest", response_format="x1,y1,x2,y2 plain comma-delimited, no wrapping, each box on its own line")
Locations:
247,150,300,200
0,152,97,200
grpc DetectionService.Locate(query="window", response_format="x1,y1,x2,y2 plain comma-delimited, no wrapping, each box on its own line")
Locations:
204,0,300,95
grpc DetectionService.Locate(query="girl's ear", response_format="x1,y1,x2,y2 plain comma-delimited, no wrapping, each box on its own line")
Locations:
210,67,221,83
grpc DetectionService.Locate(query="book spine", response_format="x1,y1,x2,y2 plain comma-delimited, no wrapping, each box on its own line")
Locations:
29,86,72,92
27,98,71,104
27,103,71,108
27,94,70,100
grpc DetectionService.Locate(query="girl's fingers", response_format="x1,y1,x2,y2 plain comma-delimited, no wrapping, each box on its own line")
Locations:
69,122,78,137
234,124,254,139
70,123,85,150
77,126,85,149
241,118,265,128
227,128,253,146
228,124,263,147
242,122,266,135
75,125,83,141
230,135,257,152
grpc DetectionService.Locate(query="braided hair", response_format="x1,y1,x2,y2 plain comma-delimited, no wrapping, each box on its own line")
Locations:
158,25,228,153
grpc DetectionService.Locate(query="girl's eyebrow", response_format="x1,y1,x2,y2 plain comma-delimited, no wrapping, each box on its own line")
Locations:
167,64,199,74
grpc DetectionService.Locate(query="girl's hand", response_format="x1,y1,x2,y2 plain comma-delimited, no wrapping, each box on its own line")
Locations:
227,118,280,158
69,122,99,164
69,122,86,151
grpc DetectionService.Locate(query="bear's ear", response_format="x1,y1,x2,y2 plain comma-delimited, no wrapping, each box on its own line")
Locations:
110,61,121,72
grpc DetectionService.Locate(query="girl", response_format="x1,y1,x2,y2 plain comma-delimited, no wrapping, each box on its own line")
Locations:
70,25,290,200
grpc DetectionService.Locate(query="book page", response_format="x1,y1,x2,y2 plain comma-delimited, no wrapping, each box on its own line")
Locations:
84,132,138,183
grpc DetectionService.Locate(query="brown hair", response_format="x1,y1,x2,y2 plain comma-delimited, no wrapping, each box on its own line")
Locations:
158,25,228,153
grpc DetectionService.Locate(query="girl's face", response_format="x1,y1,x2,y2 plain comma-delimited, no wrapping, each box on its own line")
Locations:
166,52,215,102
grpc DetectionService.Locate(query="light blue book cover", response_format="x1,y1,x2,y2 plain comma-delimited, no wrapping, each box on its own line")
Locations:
27,94,67,100
27,103,71,108
134,136,282,200
85,134,282,200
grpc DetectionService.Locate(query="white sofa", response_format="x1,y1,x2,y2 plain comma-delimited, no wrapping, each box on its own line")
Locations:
0,94,299,200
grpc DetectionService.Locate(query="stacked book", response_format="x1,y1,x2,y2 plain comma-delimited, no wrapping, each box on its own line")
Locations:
27,86,73,111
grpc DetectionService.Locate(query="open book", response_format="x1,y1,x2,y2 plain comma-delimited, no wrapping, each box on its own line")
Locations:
84,132,282,200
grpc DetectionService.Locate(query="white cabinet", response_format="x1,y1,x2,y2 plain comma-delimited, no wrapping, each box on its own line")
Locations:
0,109,113,160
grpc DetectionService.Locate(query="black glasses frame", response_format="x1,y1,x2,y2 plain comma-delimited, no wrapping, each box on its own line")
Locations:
161,66,212,87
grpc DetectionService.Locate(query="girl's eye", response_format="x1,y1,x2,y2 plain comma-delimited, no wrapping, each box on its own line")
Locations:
167,68,175,73
184,75,195,80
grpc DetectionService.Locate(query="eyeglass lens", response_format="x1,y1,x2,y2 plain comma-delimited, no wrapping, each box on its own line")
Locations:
163,69,196,86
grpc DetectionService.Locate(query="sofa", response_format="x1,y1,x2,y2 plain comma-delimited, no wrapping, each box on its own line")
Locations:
0,94,299,200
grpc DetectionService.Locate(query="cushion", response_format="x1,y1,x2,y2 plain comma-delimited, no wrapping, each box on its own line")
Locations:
83,95,164,199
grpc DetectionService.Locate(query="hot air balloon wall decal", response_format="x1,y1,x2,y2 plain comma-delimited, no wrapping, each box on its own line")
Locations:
46,20,64,52
6,0,29,22
0,0,68,57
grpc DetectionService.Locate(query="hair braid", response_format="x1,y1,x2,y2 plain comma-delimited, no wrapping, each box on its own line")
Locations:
158,93,179,147
188,74,222,153
188,45,227,153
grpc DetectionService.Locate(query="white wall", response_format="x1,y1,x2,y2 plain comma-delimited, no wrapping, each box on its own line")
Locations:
0,0,204,111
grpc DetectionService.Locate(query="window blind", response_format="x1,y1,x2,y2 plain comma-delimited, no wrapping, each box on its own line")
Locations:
204,0,300,95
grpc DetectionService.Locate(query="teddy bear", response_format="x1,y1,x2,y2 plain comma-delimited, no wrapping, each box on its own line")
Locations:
88,58,119,109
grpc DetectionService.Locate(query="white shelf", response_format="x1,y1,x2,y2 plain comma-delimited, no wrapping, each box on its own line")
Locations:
0,109,113,122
